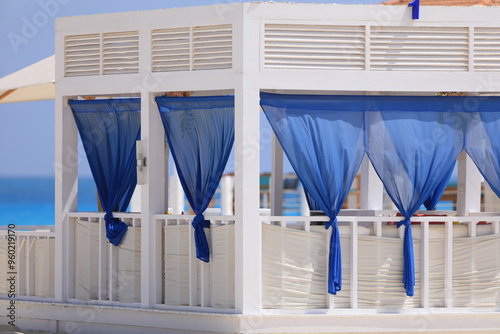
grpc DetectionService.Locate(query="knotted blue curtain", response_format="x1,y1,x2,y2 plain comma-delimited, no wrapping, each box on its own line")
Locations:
466,110,500,198
365,100,465,296
261,93,366,294
156,95,234,262
69,98,141,246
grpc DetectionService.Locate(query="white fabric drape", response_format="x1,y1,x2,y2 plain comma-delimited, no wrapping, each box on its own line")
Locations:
75,220,100,300
164,224,235,308
75,220,141,302
117,227,141,302
262,223,500,310
0,235,54,298
0,238,7,294
262,224,327,309
34,238,55,298
210,224,235,309
164,224,190,306
453,234,500,307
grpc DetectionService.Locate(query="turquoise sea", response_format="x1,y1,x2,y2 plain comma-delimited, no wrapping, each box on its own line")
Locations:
0,177,97,226
0,177,453,226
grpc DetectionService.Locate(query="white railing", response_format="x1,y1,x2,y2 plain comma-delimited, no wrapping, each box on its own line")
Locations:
12,210,500,314
260,211,500,313
0,225,55,301
155,214,236,313
67,212,141,305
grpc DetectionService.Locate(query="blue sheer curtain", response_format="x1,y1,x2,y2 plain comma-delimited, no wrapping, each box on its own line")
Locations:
304,188,322,212
423,163,455,210
366,104,464,296
466,110,500,197
69,98,141,246
261,93,366,294
155,95,234,262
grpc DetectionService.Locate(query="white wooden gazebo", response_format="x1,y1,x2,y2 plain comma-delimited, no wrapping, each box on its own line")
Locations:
2,2,500,333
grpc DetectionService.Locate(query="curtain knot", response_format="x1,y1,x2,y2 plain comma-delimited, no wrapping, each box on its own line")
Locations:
192,213,210,229
104,211,128,247
398,217,411,228
104,212,115,224
325,217,338,229
192,213,211,262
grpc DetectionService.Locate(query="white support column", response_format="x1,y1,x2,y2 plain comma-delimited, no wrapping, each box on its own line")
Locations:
233,7,262,315
350,220,359,309
360,156,384,210
169,170,185,214
457,151,482,216
421,221,430,308
300,186,310,216
234,87,262,314
164,140,170,214
271,134,284,216
140,92,165,308
55,95,79,302
444,220,453,308
221,175,234,215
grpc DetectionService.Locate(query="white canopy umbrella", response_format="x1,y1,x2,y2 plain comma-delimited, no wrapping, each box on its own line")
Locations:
0,55,55,104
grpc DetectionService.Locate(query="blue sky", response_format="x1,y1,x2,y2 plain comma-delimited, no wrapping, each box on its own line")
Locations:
0,0,382,177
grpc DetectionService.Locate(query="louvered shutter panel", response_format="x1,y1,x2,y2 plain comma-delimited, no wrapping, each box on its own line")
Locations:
65,34,101,77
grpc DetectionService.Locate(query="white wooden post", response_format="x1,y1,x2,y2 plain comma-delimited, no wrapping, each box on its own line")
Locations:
421,221,430,308
169,171,184,214
360,156,383,210
55,95,79,303
350,221,358,309
271,134,284,216
233,9,262,314
444,220,453,308
234,87,262,314
457,151,482,216
140,92,165,308
300,186,310,216
164,140,170,215
221,175,234,215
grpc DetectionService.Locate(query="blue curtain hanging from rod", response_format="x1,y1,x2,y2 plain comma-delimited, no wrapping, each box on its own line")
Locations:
366,108,465,296
156,95,235,263
261,92,366,294
69,98,141,246
466,111,500,198
260,93,500,297
423,163,455,210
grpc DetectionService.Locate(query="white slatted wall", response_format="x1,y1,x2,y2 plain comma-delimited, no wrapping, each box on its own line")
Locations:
64,24,500,76
65,32,139,77
264,24,365,70
370,27,469,71
474,28,500,71
192,25,233,71
263,24,499,72
64,34,100,77
151,24,233,72
152,28,191,72
102,31,139,75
